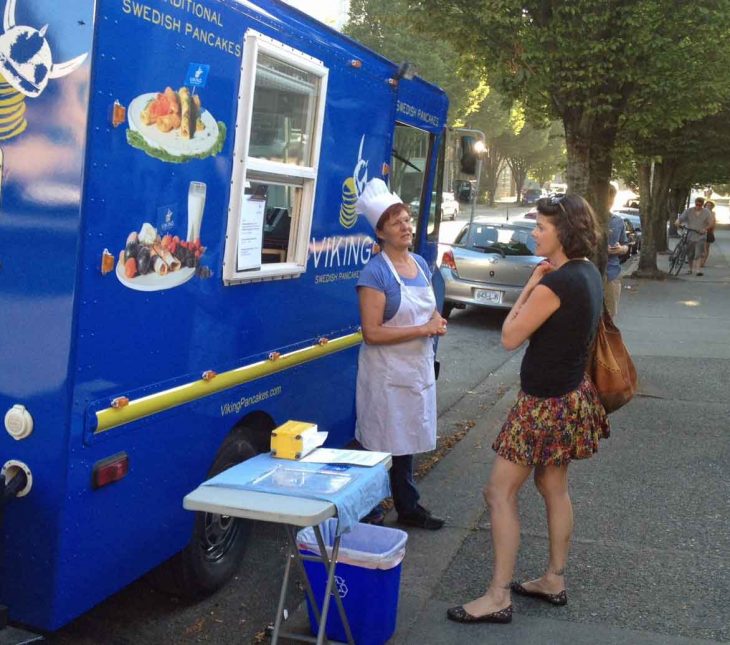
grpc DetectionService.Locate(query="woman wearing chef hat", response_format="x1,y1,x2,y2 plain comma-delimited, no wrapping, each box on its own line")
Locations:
354,178,447,530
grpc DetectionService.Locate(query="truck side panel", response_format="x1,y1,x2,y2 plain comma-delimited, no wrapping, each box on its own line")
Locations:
0,0,94,630
47,0,404,629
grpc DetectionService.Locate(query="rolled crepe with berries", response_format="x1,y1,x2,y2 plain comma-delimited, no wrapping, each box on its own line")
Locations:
152,244,181,273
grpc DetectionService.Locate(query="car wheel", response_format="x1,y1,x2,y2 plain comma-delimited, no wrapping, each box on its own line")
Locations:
442,302,455,319
148,432,258,598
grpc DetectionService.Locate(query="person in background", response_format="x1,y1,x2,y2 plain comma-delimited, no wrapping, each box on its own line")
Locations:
605,213,629,318
676,197,714,277
701,200,716,269
447,194,609,625
354,178,447,530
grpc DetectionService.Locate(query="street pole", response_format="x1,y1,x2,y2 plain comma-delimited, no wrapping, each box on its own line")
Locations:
453,126,486,247
467,155,483,248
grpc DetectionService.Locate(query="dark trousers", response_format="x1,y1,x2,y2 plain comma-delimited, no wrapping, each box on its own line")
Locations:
390,454,419,516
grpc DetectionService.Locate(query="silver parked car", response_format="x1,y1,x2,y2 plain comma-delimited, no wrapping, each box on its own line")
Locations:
440,220,543,317
410,191,460,221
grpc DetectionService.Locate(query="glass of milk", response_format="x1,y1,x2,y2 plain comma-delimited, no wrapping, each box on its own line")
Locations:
187,181,207,242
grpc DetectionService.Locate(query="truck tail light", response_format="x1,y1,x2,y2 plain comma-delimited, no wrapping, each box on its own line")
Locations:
441,250,457,272
92,453,129,489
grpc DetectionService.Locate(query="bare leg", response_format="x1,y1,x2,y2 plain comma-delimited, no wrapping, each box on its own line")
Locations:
519,465,571,594
701,242,710,267
461,456,532,617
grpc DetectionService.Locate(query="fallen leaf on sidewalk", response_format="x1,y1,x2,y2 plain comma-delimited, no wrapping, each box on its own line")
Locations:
414,423,471,479
183,617,206,636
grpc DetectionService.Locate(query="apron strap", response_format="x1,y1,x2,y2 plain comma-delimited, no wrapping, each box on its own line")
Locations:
381,252,429,286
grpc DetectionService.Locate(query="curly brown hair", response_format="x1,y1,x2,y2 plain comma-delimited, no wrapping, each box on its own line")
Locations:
536,194,599,258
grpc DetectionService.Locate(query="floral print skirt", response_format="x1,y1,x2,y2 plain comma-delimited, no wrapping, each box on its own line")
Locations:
492,376,610,467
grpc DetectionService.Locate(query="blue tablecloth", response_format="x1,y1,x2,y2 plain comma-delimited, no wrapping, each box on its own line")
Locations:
201,452,390,535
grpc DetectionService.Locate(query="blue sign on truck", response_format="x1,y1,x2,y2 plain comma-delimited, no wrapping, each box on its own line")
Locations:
0,0,448,631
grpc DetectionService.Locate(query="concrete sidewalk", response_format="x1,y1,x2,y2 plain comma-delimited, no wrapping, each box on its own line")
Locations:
284,232,729,644
390,231,730,643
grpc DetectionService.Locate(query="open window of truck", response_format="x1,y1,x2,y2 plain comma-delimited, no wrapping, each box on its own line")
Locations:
391,122,438,250
223,31,328,283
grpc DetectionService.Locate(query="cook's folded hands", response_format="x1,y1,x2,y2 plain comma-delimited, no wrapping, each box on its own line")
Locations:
424,310,448,337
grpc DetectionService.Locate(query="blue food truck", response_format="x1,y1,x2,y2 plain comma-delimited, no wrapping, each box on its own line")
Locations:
0,0,449,631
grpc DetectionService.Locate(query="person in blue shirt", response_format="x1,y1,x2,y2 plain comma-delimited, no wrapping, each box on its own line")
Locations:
354,178,447,530
605,213,629,317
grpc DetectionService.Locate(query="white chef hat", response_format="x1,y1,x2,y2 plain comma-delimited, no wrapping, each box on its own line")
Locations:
355,178,403,231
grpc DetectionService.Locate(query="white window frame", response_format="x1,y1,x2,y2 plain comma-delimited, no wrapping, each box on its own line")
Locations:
223,31,328,284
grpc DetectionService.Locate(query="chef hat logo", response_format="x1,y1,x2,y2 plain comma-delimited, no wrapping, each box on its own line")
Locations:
355,178,402,231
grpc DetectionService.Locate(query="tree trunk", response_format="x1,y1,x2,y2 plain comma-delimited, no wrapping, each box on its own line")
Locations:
482,150,503,207
667,187,682,237
652,160,677,255
507,158,528,204
587,115,620,222
668,184,690,237
635,161,664,279
564,116,591,197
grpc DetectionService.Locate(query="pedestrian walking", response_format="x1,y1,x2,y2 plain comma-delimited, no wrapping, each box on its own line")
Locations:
354,178,447,530
447,194,609,624
605,212,629,318
675,197,714,276
701,200,716,268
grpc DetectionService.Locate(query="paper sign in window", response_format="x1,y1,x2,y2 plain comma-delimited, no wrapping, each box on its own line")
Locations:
237,195,266,271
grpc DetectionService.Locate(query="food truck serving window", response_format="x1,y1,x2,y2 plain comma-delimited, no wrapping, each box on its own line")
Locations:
223,32,328,284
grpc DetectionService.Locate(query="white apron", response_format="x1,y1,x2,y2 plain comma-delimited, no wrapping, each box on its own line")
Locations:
355,253,437,455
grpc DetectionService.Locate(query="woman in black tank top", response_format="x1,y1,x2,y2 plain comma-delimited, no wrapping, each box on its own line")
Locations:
448,195,610,625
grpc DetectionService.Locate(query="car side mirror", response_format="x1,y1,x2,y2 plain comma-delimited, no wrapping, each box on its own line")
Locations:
460,135,478,175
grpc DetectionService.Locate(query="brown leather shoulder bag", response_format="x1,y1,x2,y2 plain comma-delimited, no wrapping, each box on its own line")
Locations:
588,309,637,413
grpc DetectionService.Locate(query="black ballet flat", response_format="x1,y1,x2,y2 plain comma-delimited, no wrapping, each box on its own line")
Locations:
510,582,567,606
446,604,513,624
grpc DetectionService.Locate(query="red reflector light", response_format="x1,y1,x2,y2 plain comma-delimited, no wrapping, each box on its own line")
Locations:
92,453,129,489
441,250,457,271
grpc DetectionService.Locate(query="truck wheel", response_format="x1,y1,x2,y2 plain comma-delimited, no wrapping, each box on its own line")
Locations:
149,433,257,598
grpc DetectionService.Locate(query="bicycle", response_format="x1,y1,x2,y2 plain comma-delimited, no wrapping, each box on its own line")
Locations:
668,226,690,276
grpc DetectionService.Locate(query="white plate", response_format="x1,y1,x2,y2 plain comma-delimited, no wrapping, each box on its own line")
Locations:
474,288,503,304
116,259,195,292
127,92,220,157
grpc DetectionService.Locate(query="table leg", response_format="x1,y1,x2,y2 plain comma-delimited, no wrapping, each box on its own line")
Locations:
270,532,295,644
313,525,355,645
285,525,322,626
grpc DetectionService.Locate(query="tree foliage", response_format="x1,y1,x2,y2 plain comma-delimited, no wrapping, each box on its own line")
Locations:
345,0,488,120
410,0,730,225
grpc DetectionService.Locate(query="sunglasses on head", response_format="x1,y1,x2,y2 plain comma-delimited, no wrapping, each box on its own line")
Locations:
549,194,566,213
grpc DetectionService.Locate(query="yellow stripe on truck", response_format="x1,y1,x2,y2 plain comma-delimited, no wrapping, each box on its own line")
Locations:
94,332,363,434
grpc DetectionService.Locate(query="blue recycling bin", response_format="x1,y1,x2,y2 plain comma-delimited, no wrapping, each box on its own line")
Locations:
297,519,408,645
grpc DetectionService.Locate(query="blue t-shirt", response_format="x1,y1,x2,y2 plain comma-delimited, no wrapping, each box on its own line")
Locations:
356,252,431,322
606,214,628,281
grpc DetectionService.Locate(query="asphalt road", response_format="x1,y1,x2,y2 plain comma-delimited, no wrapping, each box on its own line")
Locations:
50,210,519,645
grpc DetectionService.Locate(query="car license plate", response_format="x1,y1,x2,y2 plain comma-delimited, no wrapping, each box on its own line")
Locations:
474,288,503,304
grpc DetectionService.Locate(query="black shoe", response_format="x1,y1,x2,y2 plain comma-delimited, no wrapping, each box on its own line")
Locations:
361,503,386,526
510,582,567,606
446,604,512,624
397,505,444,530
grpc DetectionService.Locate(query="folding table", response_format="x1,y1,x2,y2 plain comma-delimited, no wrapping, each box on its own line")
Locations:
183,453,391,644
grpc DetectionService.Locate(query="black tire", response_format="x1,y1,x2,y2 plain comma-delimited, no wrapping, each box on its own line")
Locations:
149,433,257,598
442,302,455,319
669,243,687,276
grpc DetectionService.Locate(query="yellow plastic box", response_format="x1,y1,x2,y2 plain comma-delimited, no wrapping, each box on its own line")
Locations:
270,420,318,460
